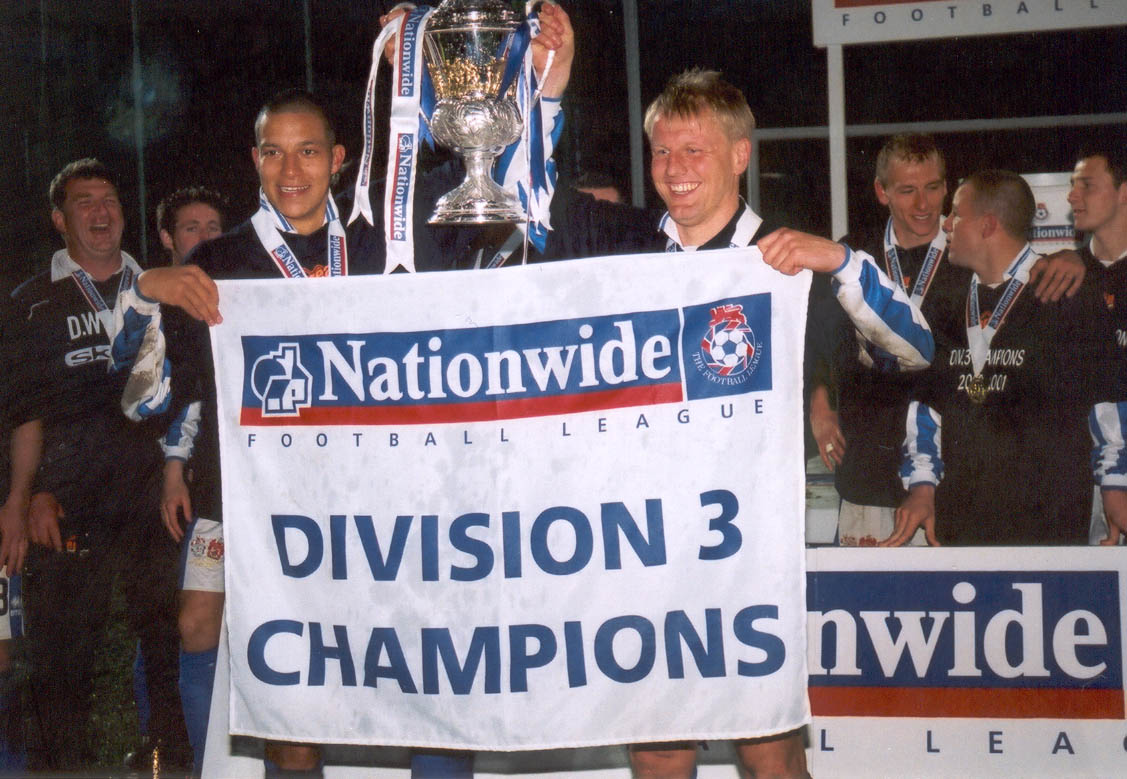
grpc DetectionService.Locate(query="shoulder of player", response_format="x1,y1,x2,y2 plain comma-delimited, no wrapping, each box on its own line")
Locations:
835,228,883,260
187,220,268,279
8,269,54,311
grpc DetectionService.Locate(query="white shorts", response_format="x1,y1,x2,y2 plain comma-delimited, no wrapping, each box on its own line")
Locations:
837,499,925,547
0,566,23,640
179,518,225,593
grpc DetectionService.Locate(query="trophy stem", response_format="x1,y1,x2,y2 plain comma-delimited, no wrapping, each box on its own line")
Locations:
428,148,525,224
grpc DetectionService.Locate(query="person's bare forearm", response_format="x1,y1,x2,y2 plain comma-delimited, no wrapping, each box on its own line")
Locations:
5,419,43,508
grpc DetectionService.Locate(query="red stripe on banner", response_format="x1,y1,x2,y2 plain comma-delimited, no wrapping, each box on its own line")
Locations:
834,0,940,7
809,686,1125,719
240,383,686,426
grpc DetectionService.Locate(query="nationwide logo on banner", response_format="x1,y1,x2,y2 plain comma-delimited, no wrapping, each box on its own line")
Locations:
239,294,773,426
807,570,1125,719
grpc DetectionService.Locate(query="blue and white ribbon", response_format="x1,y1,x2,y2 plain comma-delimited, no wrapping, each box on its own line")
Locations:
70,261,136,341
251,189,348,278
965,244,1034,376
351,2,559,269
883,217,946,306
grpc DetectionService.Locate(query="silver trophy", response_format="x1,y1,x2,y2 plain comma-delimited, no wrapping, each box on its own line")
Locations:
424,0,525,224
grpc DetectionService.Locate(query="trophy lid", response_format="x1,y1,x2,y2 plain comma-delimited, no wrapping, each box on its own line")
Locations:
428,0,520,31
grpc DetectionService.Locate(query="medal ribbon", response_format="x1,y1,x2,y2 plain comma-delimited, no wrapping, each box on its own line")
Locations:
70,263,135,341
494,2,554,255
349,6,435,274
480,228,525,270
883,217,946,306
965,245,1035,375
251,189,348,278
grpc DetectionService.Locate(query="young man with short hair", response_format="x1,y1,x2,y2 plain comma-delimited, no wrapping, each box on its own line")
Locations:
157,187,228,266
546,67,942,779
1069,144,1127,544
806,134,958,546
126,8,574,773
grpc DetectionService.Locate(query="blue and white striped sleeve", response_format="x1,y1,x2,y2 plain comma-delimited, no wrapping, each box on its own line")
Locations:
902,400,943,488
113,280,173,421
1091,401,1127,489
831,246,934,371
162,400,201,462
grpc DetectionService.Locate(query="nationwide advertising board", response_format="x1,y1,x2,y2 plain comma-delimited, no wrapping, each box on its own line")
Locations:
203,255,1126,777
806,546,1127,777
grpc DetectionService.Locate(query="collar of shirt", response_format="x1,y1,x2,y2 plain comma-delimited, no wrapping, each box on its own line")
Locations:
50,248,141,283
660,199,763,251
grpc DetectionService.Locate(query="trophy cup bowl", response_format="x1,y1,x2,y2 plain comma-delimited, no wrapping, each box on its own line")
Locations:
424,0,526,224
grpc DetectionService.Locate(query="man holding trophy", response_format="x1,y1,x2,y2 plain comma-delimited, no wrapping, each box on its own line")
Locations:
124,3,573,776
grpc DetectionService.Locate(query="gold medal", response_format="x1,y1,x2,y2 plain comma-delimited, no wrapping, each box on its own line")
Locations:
967,374,988,404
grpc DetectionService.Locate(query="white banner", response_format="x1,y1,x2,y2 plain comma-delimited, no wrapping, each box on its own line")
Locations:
210,250,812,751
813,0,1127,47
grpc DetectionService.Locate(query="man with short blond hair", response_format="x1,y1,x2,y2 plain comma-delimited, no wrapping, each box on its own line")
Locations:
547,67,945,779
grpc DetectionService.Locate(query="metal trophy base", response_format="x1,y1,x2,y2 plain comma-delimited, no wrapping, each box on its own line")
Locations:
427,141,525,224
428,178,524,224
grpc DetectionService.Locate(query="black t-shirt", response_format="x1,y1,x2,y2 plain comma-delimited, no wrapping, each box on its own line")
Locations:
7,265,164,522
914,271,1123,544
1081,245,1127,356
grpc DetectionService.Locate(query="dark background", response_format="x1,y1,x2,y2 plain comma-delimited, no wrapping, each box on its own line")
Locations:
1,0,1124,287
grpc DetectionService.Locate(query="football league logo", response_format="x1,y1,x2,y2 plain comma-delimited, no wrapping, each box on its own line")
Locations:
701,304,756,377
251,343,313,417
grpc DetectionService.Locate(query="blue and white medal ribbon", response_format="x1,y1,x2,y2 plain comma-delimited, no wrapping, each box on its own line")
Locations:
251,189,348,278
71,262,136,339
352,4,558,269
883,217,946,306
965,244,1034,375
496,1,556,256
350,6,434,273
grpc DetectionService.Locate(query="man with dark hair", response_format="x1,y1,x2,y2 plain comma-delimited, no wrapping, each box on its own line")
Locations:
2,158,188,769
156,186,228,266
890,170,1123,545
1070,142,1127,544
124,7,574,774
